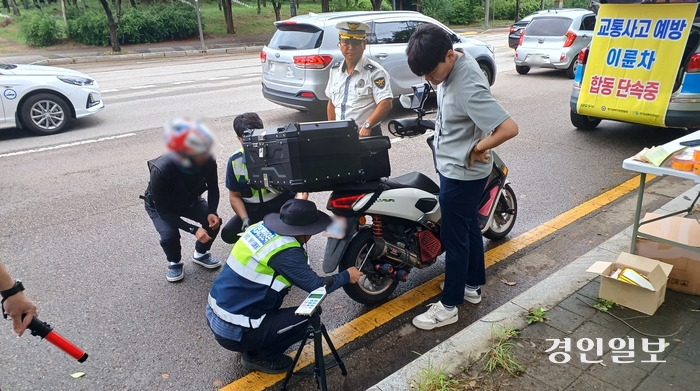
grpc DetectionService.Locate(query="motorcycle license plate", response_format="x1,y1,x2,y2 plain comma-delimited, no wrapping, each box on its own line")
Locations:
323,216,347,239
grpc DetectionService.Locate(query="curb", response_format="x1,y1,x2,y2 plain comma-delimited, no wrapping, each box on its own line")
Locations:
30,45,263,66
367,184,700,391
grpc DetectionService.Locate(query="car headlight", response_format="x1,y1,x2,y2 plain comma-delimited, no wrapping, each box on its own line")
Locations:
57,76,94,86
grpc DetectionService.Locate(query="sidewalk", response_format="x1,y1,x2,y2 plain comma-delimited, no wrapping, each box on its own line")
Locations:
369,185,700,391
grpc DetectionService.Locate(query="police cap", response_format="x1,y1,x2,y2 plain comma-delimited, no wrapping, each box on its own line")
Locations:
336,21,371,41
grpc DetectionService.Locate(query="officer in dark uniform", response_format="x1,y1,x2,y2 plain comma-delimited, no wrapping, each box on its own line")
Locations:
325,21,394,137
220,113,307,244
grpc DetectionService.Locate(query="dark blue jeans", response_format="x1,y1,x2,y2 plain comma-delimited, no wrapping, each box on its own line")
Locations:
439,174,488,307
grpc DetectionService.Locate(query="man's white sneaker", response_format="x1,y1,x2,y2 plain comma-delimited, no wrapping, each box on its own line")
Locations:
412,301,458,330
440,282,482,304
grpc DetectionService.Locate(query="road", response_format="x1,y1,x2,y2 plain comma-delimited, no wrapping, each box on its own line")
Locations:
0,31,691,391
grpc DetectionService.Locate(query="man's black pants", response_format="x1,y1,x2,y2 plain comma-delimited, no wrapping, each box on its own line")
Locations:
145,198,220,263
211,308,309,361
220,193,295,244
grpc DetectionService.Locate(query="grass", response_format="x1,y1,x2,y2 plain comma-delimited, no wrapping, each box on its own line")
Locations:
482,327,524,377
593,298,616,312
411,358,459,391
526,307,547,324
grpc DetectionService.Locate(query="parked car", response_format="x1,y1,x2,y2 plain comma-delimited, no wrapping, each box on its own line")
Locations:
570,24,700,130
260,11,497,113
0,64,104,135
514,9,596,79
508,8,589,49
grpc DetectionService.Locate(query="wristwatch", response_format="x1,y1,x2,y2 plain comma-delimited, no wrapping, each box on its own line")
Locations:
363,121,372,131
1,280,24,300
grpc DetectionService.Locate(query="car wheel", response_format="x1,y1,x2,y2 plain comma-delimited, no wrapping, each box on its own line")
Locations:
479,61,494,85
570,110,602,130
20,93,72,136
566,59,579,79
516,65,530,75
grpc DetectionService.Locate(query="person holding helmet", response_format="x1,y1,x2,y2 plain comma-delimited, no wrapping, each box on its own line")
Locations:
143,118,223,282
326,21,393,137
207,199,363,374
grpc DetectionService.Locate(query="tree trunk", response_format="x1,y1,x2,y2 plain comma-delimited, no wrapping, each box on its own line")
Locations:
257,0,260,14
222,0,234,34
321,0,328,12
272,0,281,20
60,0,67,25
9,0,20,15
80,0,86,11
129,0,135,7
20,0,28,9
218,0,221,11
371,0,380,10
98,0,121,52
3,0,11,12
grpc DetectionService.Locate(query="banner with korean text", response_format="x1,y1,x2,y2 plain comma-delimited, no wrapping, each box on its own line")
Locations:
577,3,698,127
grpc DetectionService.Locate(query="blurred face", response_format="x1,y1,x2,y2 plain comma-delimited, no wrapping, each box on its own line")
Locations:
296,235,312,245
339,39,366,66
190,152,210,166
423,50,457,86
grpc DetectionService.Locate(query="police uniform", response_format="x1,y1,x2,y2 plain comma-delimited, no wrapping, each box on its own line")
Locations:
325,21,393,136
220,150,295,244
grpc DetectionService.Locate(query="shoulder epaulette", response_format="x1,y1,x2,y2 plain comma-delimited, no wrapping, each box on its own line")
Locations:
331,61,342,68
364,63,376,72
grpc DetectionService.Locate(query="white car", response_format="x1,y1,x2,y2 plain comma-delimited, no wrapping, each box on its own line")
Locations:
0,64,104,135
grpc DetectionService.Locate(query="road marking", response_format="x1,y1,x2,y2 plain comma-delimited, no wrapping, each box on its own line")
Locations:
101,89,119,93
240,73,261,77
130,85,156,89
459,31,478,36
172,80,195,85
209,76,231,81
0,133,137,158
220,174,656,391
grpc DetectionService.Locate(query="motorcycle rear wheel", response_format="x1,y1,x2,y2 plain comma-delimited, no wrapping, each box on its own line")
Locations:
483,184,517,241
339,229,399,305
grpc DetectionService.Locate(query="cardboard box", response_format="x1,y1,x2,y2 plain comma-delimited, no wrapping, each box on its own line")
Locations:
587,252,673,316
636,213,700,296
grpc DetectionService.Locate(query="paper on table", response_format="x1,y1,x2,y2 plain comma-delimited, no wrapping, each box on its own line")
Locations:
643,144,686,167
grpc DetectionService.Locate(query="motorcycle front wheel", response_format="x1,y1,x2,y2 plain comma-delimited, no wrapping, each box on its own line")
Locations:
339,228,399,305
483,184,518,241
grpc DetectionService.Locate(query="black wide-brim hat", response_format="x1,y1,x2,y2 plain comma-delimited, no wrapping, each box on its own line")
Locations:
264,199,332,237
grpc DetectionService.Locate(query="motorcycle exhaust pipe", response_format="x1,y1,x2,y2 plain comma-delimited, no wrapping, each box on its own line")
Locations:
375,263,394,275
370,238,422,268
393,269,409,282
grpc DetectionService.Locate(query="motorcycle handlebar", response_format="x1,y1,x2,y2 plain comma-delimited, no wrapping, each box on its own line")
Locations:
387,118,436,138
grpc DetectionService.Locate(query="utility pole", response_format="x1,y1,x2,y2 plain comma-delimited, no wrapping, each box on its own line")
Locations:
194,0,206,51
515,0,520,21
484,0,490,29
540,0,545,10
289,0,296,16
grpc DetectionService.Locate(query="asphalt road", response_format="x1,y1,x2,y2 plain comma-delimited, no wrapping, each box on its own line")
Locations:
0,32,691,391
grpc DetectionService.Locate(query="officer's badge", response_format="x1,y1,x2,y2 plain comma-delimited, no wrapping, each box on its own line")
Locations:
357,79,365,88
347,22,360,31
374,77,386,89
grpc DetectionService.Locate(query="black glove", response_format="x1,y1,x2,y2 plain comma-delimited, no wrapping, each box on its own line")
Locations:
241,218,251,231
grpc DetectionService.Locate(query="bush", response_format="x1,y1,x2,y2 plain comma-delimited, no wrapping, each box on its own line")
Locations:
491,0,556,21
449,0,481,25
331,0,391,12
67,4,199,47
421,0,453,24
20,12,63,47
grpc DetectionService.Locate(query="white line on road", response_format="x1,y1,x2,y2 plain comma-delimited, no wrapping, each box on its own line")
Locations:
240,73,261,77
0,133,137,158
101,89,120,93
172,81,195,85
130,85,157,89
208,76,231,81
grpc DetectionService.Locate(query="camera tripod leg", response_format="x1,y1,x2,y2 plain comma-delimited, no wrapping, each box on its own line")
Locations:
281,326,313,391
321,324,347,376
314,326,328,391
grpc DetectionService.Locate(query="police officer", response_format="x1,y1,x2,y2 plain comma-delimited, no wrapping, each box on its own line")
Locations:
326,21,393,137
143,118,223,282
220,113,307,244
207,199,363,374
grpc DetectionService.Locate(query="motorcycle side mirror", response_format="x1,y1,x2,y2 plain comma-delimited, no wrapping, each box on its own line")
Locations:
399,94,412,109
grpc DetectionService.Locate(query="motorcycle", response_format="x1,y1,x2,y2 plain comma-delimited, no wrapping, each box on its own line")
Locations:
322,83,517,305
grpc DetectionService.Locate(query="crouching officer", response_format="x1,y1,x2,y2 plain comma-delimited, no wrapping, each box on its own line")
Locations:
220,113,307,244
143,118,223,282
206,199,363,374
326,21,393,137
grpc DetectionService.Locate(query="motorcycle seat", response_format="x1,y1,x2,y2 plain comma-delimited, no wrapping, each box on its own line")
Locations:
383,172,440,194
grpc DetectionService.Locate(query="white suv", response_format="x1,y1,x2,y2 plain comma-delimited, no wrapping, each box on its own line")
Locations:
260,11,497,113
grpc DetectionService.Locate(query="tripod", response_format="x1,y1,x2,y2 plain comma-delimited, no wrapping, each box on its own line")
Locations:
281,308,347,391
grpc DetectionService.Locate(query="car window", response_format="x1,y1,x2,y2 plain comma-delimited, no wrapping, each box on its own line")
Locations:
526,17,573,36
580,15,596,31
268,24,323,50
371,21,413,44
